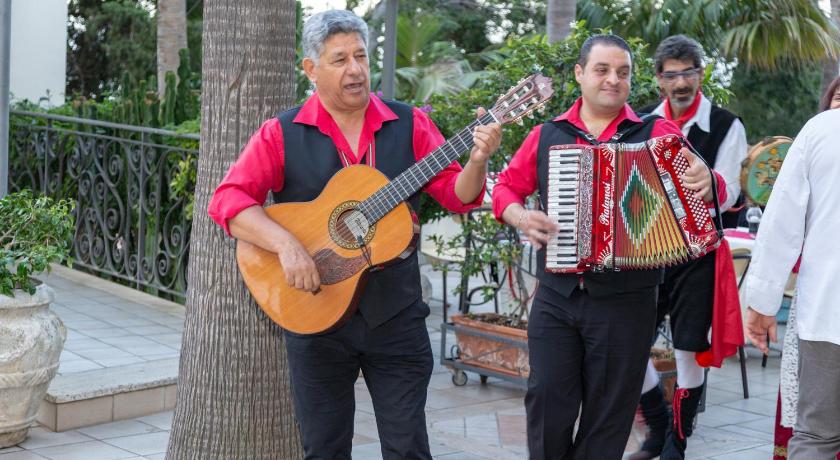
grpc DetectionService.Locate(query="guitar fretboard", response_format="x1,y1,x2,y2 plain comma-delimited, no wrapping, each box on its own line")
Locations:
358,112,497,223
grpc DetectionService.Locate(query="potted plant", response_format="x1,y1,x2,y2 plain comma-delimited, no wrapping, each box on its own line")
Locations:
0,190,75,447
429,210,534,380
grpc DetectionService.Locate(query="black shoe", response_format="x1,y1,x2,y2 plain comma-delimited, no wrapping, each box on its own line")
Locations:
627,385,670,460
660,385,704,460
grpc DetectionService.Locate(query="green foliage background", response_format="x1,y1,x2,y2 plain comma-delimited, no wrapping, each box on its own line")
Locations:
66,0,204,99
728,64,823,142
0,191,75,297
420,25,730,224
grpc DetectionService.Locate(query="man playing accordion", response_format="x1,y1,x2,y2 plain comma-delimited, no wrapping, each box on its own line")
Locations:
491,34,727,460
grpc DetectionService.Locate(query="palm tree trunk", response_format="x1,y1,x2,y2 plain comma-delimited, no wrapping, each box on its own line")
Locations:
821,0,840,96
165,0,302,458
546,0,576,43
157,0,188,98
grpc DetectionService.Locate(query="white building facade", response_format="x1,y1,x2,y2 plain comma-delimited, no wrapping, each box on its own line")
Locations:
10,0,67,106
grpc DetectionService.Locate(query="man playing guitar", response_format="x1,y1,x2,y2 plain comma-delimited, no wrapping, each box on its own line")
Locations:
208,9,501,459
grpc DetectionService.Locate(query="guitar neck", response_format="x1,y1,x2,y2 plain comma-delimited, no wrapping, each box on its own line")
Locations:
358,112,498,223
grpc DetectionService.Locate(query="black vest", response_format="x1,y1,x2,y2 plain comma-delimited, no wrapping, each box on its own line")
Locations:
535,117,665,298
640,102,740,226
274,100,422,330
639,102,738,168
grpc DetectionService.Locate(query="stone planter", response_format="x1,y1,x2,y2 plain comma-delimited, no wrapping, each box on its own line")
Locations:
452,314,529,378
0,284,66,447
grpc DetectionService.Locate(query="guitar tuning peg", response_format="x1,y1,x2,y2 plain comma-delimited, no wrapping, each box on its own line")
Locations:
515,118,524,126
527,112,534,119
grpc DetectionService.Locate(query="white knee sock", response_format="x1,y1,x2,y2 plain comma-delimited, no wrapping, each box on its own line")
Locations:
675,349,705,389
641,358,660,394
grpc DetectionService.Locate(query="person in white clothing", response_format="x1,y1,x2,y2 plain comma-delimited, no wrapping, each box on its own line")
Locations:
744,107,840,460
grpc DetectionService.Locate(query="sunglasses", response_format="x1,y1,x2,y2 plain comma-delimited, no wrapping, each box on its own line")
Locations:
659,68,702,83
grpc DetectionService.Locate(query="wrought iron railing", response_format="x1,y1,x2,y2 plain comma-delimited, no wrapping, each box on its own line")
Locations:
9,110,199,300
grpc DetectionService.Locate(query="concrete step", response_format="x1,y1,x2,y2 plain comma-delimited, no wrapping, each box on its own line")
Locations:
38,358,178,431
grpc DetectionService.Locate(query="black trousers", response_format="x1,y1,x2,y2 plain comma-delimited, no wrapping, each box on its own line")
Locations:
656,250,716,351
526,286,658,460
284,301,434,460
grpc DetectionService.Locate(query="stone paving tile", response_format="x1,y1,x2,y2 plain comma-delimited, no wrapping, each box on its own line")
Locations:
719,394,777,416
350,441,385,459
706,443,774,460
76,421,160,441
92,357,148,367
697,405,768,428
136,352,180,361
16,428,92,450
715,423,775,443
62,337,111,352
4,268,786,459
144,334,181,347
134,412,173,431
100,432,170,456
683,425,768,459
31,440,137,460
77,328,133,339
73,347,136,362
126,325,177,336
0,452,50,459
56,351,85,362
57,359,104,374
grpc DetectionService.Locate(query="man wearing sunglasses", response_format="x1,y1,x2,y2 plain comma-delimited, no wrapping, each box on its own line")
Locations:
629,35,749,460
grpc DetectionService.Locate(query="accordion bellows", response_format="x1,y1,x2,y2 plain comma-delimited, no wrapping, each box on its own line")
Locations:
545,134,720,273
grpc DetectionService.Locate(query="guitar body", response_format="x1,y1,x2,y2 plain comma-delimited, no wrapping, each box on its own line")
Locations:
236,165,419,335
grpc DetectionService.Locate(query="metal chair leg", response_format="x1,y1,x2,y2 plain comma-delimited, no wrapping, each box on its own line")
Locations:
442,268,448,322
738,346,749,399
761,332,769,368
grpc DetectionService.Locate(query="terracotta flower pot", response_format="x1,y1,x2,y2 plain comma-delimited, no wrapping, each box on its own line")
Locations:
452,314,529,378
651,347,677,402
0,284,66,447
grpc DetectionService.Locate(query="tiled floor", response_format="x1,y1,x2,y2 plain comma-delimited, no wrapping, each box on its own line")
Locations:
42,268,184,377
1,264,785,459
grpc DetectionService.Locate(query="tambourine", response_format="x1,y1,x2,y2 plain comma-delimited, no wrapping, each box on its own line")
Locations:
740,136,793,206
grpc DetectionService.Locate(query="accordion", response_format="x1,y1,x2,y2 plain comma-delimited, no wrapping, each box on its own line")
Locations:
545,134,720,273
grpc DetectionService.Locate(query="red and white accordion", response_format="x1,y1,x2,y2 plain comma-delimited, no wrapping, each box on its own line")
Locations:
545,134,720,273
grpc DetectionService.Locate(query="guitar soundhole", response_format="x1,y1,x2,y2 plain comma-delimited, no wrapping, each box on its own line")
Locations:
336,212,359,242
329,201,376,249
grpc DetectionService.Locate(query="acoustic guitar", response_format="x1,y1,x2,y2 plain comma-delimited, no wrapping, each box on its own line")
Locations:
237,73,554,334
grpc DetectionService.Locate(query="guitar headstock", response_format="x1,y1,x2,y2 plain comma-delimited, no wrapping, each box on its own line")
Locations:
490,74,554,125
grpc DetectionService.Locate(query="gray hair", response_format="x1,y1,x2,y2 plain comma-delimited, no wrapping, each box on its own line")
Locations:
654,35,704,73
302,10,369,62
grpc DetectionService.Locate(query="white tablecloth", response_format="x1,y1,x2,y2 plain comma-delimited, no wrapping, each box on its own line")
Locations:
724,227,756,252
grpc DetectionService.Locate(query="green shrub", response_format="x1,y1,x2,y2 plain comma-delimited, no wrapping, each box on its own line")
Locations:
0,190,76,296
421,25,729,224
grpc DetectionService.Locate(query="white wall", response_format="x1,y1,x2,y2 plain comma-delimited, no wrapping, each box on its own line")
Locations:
10,0,67,106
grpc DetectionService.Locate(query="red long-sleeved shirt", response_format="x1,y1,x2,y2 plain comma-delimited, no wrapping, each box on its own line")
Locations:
208,93,484,235
492,98,726,221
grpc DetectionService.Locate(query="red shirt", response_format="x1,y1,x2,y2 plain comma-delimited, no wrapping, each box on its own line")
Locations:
492,98,726,221
209,93,484,235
